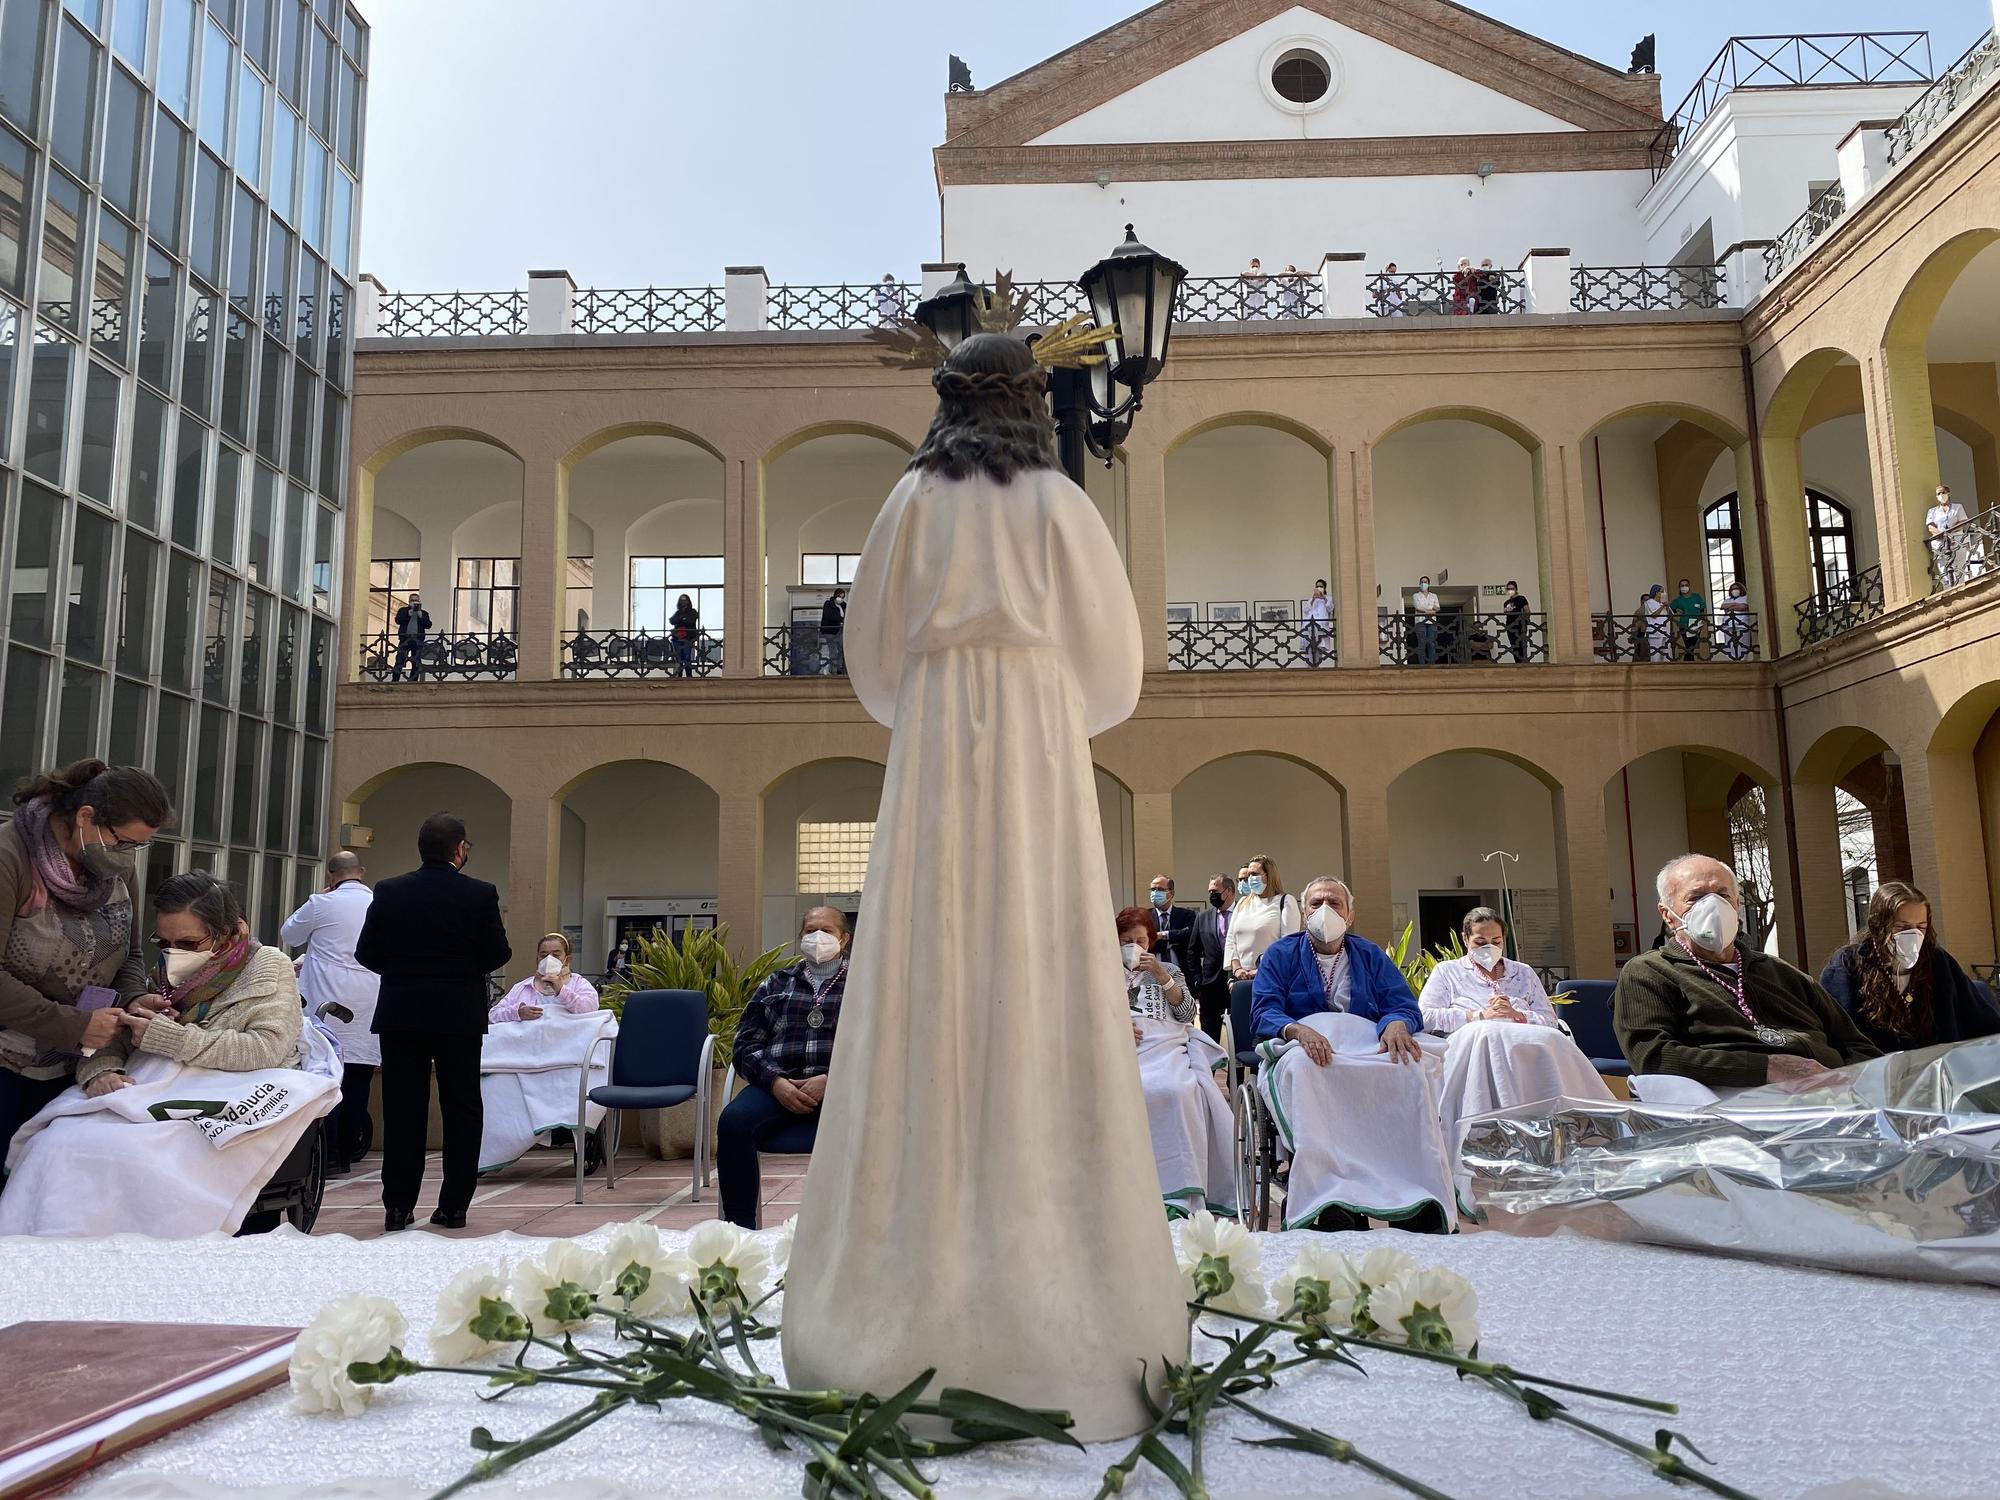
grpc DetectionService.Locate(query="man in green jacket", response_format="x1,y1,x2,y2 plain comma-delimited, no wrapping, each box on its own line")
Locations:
1615,853,1878,1089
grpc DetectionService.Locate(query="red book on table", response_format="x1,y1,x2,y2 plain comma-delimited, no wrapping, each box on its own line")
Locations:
0,1321,298,1499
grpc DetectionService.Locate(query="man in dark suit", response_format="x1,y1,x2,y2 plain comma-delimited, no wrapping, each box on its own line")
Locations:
1187,872,1237,1041
1146,874,1196,978
356,811,511,1232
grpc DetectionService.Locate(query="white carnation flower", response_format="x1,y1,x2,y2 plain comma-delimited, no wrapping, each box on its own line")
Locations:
1355,1246,1418,1290
766,1217,796,1276
1366,1266,1480,1352
1272,1242,1362,1328
597,1222,695,1317
290,1295,408,1416
686,1219,771,1313
428,1263,511,1365
509,1239,604,1335
1175,1210,1266,1317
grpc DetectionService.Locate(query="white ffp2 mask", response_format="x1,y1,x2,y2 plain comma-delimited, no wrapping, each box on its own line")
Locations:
1120,942,1145,970
1469,943,1503,972
1678,893,1740,953
1306,905,1347,947
1892,928,1925,972
800,931,843,965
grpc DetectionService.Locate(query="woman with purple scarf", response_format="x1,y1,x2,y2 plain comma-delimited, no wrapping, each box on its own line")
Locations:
0,760,174,1171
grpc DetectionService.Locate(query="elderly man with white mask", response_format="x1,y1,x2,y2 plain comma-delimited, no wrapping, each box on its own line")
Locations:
1615,854,1878,1093
1249,876,1453,1233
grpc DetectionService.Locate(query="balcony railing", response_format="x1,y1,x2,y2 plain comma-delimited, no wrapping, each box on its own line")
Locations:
1764,182,1848,280
768,281,921,331
1886,30,2000,164
377,290,526,338
1592,610,1760,662
1378,611,1547,665
1366,269,1525,317
762,625,846,677
1794,566,1886,646
1570,265,1727,313
574,286,724,334
1168,619,1337,671
1650,33,1934,177
359,631,518,682
1926,508,1999,591
562,628,723,678
1176,274,1326,322
1009,280,1091,327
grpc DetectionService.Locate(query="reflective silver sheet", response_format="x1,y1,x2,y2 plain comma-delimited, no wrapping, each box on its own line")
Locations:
1461,1035,2000,1286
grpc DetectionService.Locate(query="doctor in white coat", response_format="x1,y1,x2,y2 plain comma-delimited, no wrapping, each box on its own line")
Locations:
281,849,379,1171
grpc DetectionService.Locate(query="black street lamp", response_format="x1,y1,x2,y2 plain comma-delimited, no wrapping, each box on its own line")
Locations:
911,265,980,351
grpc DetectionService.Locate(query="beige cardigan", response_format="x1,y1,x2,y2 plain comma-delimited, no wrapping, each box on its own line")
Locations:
77,946,303,1086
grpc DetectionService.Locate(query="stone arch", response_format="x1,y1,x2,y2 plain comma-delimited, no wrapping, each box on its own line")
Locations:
761,429,912,639
761,420,917,467
343,760,514,888
558,420,725,471
552,757,724,965
1163,410,1336,458
1374,405,1544,452
1170,752,1348,911
761,757,889,951
1755,347,1870,651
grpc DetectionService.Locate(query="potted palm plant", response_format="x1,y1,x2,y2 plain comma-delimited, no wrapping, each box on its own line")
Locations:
601,924,790,1161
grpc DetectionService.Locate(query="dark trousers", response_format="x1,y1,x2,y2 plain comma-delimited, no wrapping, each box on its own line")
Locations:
379,1031,483,1217
0,1071,68,1191
334,1063,376,1167
1195,977,1230,1042
392,639,425,681
717,1081,819,1229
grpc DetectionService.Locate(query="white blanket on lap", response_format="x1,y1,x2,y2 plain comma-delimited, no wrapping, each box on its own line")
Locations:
1257,1012,1455,1230
479,1012,617,1171
1135,1018,1235,1216
0,1052,336,1238
1436,1020,1613,1197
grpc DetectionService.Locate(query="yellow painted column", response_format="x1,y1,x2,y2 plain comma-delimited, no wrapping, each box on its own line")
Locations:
1125,440,1169,673
1914,748,1996,964
1343,772,1393,943
1761,797,1804,967
1873,343,1942,607
1554,778,1616,978
513,447,566,682
1336,445,1375,667
1131,791,1173,904
504,792,561,977
1790,780,1851,964
1754,435,1817,654
344,467,376,682
722,456,760,678
1541,442,1593,664
716,792,765,954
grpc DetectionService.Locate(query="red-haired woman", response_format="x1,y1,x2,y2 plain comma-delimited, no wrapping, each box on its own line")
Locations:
1119,906,1234,1219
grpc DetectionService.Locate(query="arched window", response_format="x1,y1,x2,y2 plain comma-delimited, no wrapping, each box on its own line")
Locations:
1701,495,1744,602
1806,489,1854,595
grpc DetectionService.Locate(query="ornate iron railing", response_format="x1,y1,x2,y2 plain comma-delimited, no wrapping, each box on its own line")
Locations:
1973,962,1999,985
1168,620,1336,671
1794,565,1885,645
1174,274,1325,322
562,628,723,678
1650,33,1934,177
1366,269,1525,317
377,290,527,338
1924,507,1999,591
574,286,724,334
768,281,920,331
1570,265,1727,312
762,625,848,677
1378,611,1546,665
1592,609,1760,662
1010,280,1091,327
1764,182,1848,280
1887,31,2000,164
358,631,519,681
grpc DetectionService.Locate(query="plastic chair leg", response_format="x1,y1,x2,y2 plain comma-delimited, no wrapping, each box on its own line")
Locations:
605,1110,621,1192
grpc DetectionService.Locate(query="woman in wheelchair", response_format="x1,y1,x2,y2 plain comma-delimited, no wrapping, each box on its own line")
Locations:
1119,908,1235,1219
490,933,600,1023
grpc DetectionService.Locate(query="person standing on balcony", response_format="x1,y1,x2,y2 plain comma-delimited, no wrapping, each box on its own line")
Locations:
1241,257,1268,319
1411,576,1441,664
819,588,848,675
1475,258,1502,314
1450,259,1477,315
874,274,905,325
1719,580,1753,660
1279,264,1307,318
392,592,431,683
1372,263,1407,316
1927,484,1970,587
669,593,701,677
1637,584,1672,661
1669,578,1707,660
1503,579,1532,663
1301,579,1332,666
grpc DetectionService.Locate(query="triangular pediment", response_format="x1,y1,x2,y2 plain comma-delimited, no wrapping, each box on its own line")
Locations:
943,0,1661,148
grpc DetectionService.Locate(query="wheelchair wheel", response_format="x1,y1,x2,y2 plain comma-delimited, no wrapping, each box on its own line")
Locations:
1234,1081,1265,1231
285,1124,327,1234
583,1126,604,1176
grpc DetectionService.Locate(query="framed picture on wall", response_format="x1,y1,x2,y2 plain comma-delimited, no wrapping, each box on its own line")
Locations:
1209,601,1248,623
1166,602,1197,625
1255,599,1294,622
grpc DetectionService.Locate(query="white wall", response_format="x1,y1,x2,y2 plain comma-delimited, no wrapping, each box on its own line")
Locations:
357,766,513,912
561,763,721,962
1372,421,1540,608
765,439,910,626
1173,756,1344,916
1600,752,1697,959
569,438,725,630
371,441,524,627
1166,427,1332,611
370,503,420,557
1584,422,1671,614
1387,753,1556,952
1800,415,1881,572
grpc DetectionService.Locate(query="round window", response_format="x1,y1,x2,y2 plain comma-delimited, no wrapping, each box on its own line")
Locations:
1271,48,1331,105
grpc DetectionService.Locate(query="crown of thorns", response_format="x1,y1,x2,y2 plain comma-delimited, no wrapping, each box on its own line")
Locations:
865,270,1119,374
931,366,1050,400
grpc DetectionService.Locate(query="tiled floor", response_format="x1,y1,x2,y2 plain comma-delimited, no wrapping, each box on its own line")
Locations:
311,1146,808,1240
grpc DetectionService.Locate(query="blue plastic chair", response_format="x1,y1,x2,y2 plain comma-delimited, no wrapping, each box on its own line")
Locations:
1549,979,1632,1078
587,990,715,1202
1225,979,1260,1088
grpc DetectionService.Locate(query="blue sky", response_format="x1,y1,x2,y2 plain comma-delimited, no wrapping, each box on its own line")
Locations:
354,0,1992,291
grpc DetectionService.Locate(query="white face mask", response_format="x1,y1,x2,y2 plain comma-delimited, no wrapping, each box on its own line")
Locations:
161,947,211,988
1892,928,1925,972
800,931,843,965
1306,904,1347,947
1469,943,1504,972
1120,942,1145,970
537,954,564,979
1677,892,1740,954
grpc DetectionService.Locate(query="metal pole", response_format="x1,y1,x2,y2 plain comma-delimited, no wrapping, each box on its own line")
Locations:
1049,365,1089,487
1483,849,1520,956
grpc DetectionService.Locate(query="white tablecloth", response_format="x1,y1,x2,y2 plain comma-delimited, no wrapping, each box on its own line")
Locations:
7,1225,1992,1499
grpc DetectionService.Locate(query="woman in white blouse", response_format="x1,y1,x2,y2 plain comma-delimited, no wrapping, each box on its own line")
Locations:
1225,856,1302,982
1417,907,1559,1033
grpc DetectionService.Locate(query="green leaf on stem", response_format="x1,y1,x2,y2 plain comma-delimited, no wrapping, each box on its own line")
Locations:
1655,1428,1714,1464
1139,1434,1202,1497
840,1368,936,1460
467,1426,514,1453
935,1389,1082,1449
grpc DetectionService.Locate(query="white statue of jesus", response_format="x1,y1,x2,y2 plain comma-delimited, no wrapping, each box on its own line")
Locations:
781,333,1187,1440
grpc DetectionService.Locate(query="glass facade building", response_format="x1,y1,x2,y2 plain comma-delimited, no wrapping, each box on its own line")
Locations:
0,0,365,932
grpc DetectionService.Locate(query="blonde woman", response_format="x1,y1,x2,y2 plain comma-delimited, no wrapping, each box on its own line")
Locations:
1225,856,1301,982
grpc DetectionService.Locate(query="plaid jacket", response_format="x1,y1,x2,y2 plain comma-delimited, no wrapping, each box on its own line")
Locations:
732,960,846,1088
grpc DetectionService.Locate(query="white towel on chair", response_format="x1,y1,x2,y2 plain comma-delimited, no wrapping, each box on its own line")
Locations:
1436,1020,1613,1196
0,1053,336,1238
479,1012,617,1171
1134,1019,1236,1216
1256,1012,1455,1230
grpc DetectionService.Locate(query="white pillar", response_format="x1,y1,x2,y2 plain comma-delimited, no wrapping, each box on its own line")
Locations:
356,273,384,337
526,269,574,335
724,266,769,332
1836,121,1896,206
1519,248,1572,314
1317,252,1367,317
1717,240,1774,306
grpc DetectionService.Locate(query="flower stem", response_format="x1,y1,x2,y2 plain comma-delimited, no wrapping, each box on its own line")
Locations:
1219,1392,1460,1500
428,1392,632,1500
1480,1375,1765,1500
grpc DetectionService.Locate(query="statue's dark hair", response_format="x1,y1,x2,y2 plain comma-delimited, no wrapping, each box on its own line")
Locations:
908,333,1061,484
